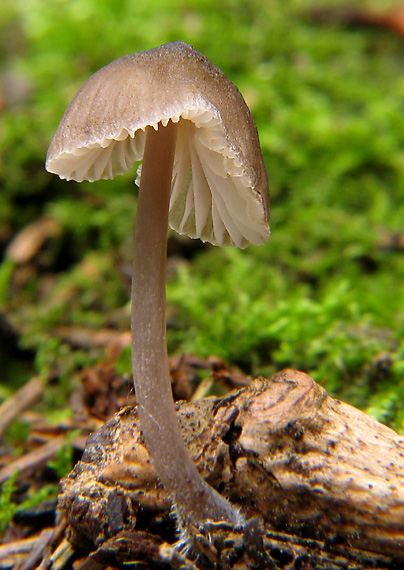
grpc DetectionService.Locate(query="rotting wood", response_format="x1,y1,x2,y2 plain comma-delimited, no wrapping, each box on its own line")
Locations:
58,369,404,568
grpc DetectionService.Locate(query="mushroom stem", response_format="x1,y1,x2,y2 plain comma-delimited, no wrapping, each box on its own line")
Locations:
131,120,241,528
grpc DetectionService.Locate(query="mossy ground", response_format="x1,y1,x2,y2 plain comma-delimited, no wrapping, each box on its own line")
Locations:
0,0,404,528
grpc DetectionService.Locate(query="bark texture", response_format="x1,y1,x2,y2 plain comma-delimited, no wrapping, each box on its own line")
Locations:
59,369,404,568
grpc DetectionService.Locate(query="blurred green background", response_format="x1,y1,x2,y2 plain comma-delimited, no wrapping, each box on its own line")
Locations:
1,0,404,428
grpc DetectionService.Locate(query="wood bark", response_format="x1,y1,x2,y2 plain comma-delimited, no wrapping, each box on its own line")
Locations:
58,369,404,568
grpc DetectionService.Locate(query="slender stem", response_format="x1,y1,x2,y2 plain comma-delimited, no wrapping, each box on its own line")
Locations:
131,121,241,528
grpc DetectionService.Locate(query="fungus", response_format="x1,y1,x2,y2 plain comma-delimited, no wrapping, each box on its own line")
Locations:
46,42,270,531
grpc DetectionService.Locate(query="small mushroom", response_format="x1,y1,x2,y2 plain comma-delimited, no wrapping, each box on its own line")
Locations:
46,42,270,532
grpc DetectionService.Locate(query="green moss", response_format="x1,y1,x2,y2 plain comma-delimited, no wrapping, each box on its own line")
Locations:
0,470,58,535
1,0,403,428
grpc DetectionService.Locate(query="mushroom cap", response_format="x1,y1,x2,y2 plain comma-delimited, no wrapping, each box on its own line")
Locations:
46,42,270,247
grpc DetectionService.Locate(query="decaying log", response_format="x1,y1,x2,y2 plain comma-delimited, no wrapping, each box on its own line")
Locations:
58,369,404,568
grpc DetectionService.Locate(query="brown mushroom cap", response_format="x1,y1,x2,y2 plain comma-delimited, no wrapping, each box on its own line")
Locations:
46,42,270,248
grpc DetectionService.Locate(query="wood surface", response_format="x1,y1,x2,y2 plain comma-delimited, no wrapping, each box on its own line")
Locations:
59,369,404,568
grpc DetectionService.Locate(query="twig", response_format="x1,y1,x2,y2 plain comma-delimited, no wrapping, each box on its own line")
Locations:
0,377,45,439
14,528,54,570
0,436,65,485
52,326,131,351
0,535,48,570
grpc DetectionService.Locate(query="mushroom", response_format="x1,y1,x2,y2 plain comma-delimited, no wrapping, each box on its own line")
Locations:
46,42,270,532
